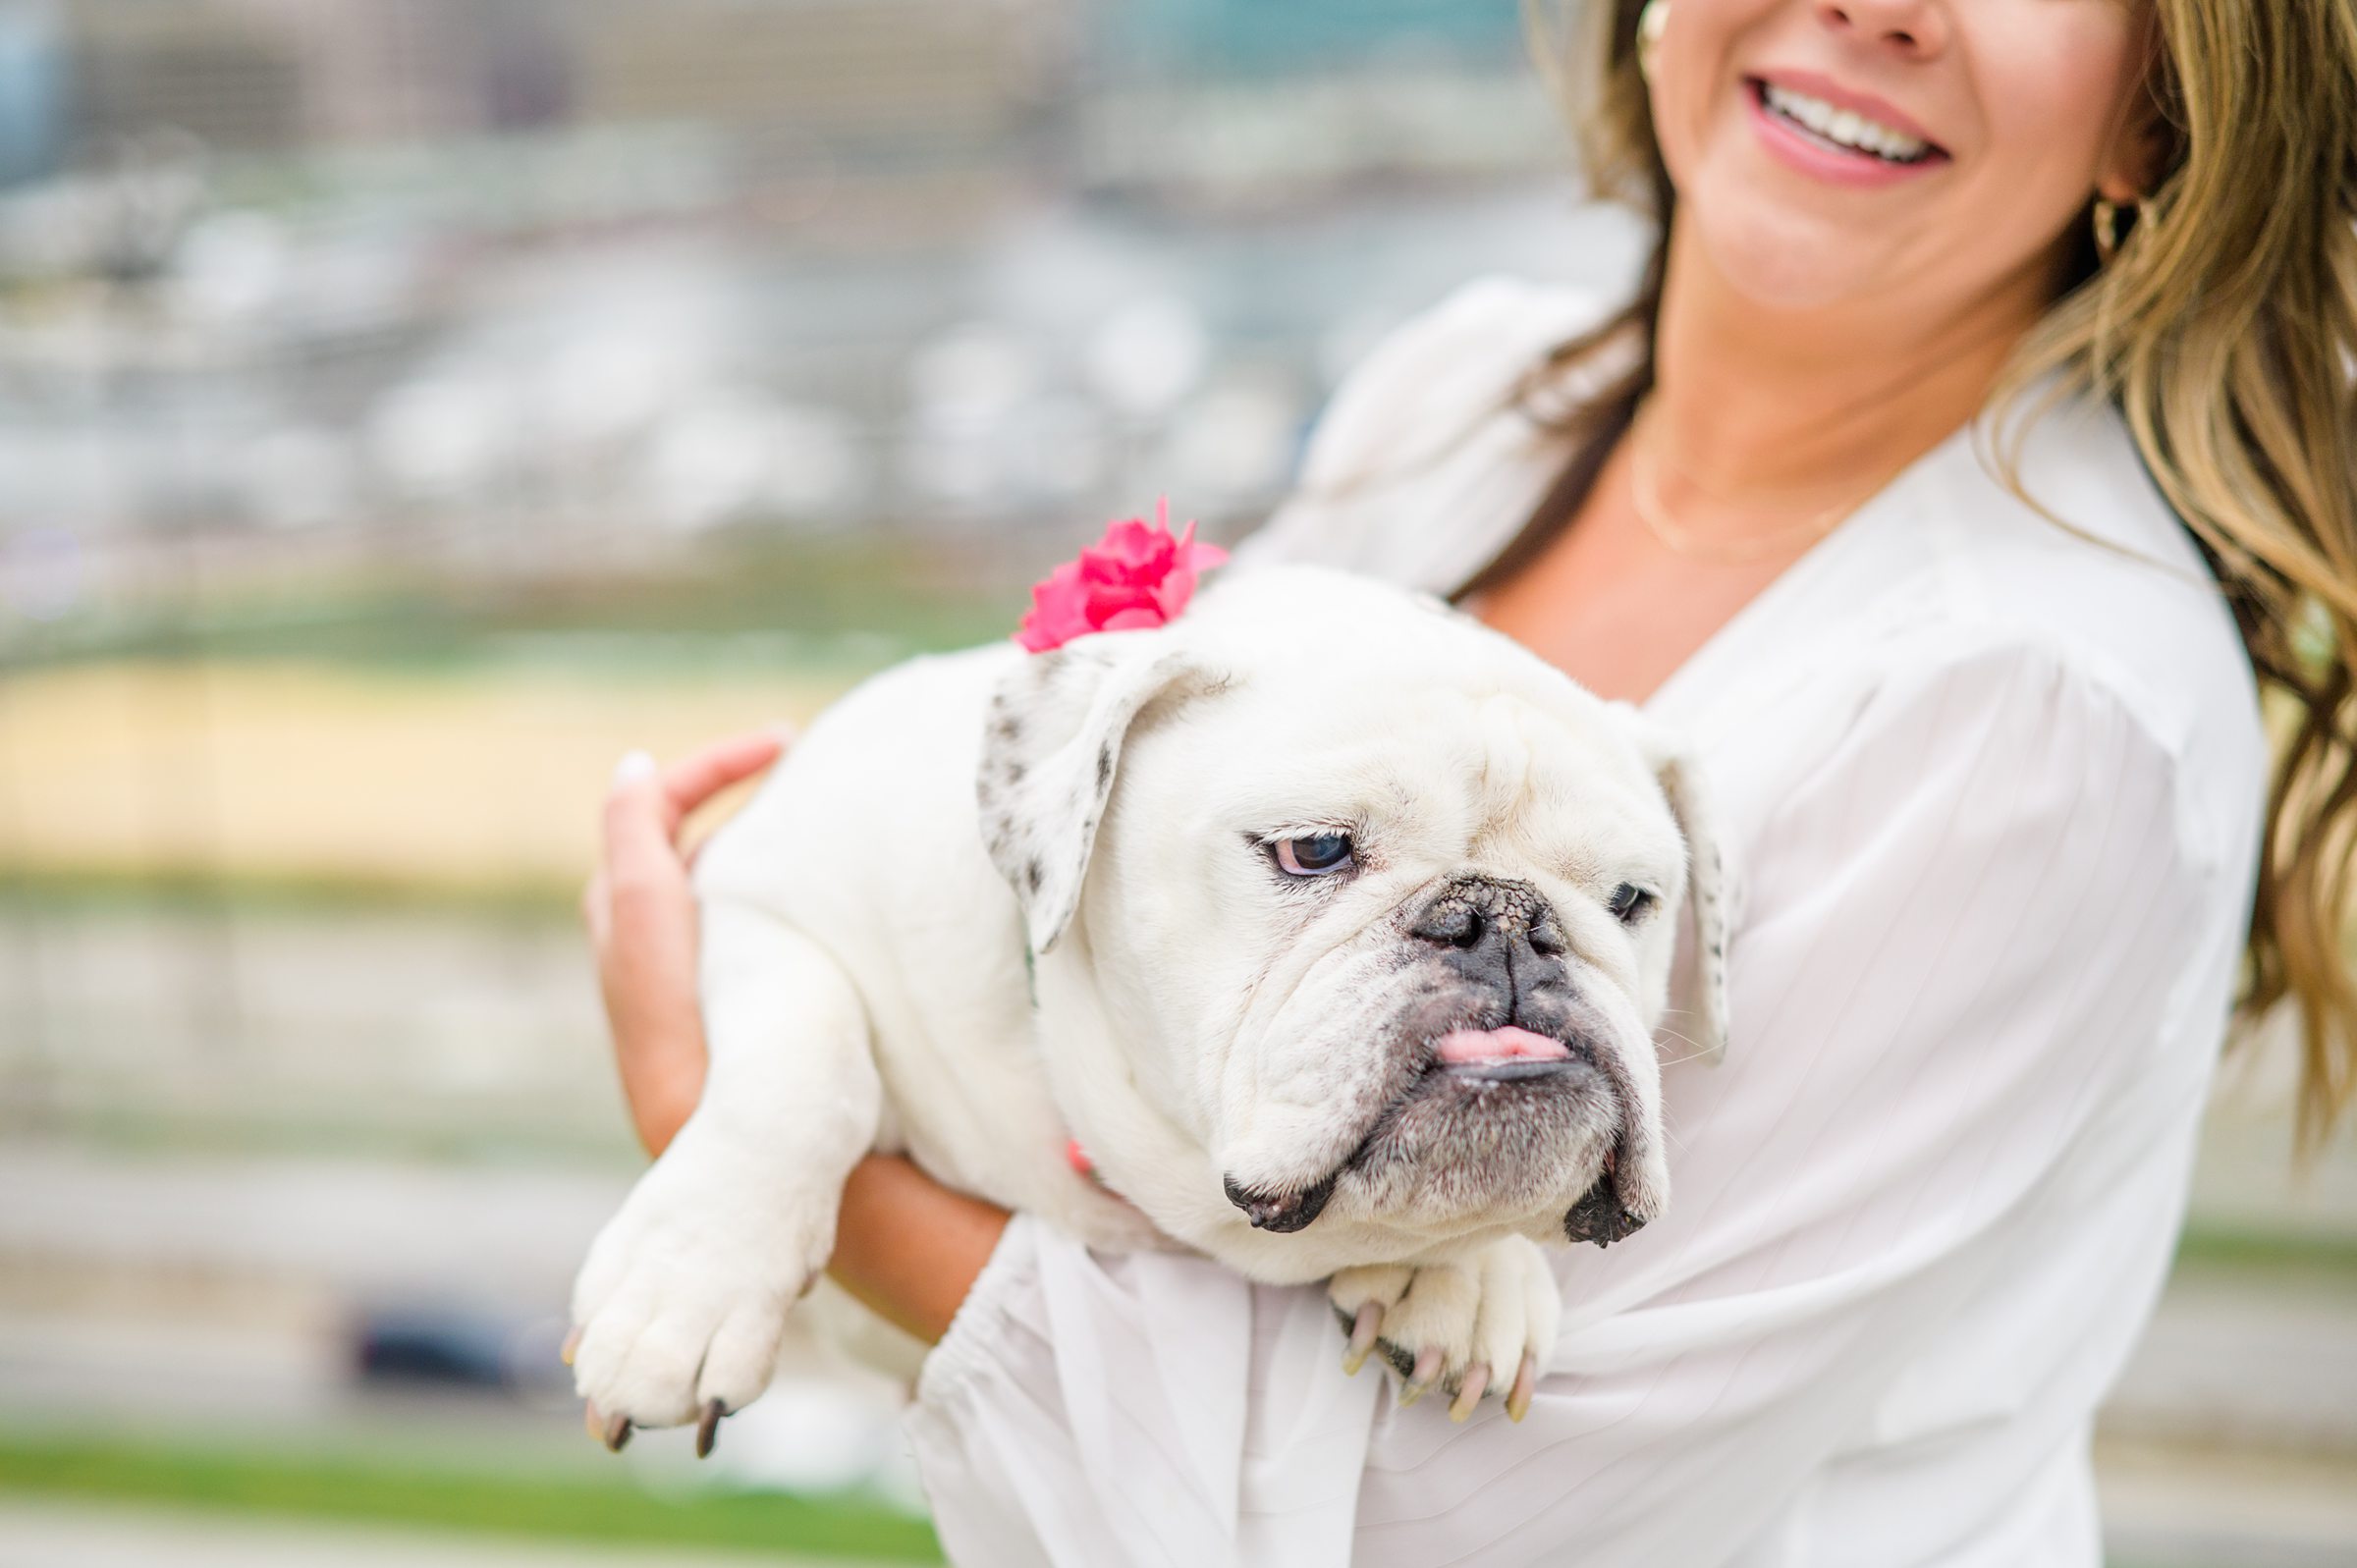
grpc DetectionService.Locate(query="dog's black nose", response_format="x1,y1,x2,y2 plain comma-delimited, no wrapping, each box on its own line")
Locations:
1409,898,1484,948
1409,878,1567,984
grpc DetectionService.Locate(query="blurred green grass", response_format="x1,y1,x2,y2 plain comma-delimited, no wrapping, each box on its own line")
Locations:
1,535,1034,675
2170,1221,2357,1281
0,1435,943,1562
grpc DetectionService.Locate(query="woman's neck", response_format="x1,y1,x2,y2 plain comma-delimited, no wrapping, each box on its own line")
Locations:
1647,220,2058,506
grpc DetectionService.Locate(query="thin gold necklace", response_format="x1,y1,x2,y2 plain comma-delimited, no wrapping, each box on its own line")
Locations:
1626,398,1891,565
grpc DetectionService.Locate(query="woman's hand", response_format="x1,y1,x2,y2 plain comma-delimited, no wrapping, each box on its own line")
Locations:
582,730,1008,1346
584,731,784,1158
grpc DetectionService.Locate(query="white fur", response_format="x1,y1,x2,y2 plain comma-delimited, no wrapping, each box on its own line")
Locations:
570,566,1727,1427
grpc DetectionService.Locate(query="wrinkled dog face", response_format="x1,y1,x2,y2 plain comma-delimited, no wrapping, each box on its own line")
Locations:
978,567,1727,1268
1249,874,1661,1245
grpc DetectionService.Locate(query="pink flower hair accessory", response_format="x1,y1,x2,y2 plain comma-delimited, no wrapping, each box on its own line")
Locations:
1014,500,1229,653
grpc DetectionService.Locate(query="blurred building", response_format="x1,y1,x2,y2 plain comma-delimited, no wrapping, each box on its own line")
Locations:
1098,0,1526,76
570,0,1069,179
51,0,1067,166
1076,0,1562,204
61,0,565,155
66,0,303,154
228,0,540,142
0,0,1609,610
0,2,68,186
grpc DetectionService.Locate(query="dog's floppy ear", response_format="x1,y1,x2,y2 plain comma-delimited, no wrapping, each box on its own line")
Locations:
977,635,1220,956
1609,703,1731,1065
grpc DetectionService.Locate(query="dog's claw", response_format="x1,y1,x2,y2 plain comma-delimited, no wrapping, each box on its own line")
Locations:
560,1325,580,1368
1448,1362,1491,1423
1507,1351,1538,1423
1342,1303,1383,1376
1398,1346,1444,1407
695,1398,725,1459
602,1411,632,1453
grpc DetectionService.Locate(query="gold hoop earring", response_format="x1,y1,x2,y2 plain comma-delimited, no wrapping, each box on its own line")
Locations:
2092,197,2136,264
1637,0,1669,84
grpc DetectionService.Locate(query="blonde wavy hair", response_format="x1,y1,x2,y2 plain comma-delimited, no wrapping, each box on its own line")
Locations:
1477,0,2357,1152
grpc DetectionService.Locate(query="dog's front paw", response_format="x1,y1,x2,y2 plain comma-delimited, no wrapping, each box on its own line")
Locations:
1329,1234,1562,1423
568,1154,831,1453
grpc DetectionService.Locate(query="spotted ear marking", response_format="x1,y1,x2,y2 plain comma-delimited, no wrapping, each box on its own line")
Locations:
1652,746,1729,1064
976,639,1220,955
1607,702,1732,1065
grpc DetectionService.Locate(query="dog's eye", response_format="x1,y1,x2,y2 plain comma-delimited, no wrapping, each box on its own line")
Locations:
1608,883,1656,924
1272,834,1354,877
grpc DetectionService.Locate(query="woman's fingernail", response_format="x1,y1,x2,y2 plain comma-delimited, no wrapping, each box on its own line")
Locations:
612,749,657,787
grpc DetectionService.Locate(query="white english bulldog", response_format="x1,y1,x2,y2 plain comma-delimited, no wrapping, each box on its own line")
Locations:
568,564,1727,1447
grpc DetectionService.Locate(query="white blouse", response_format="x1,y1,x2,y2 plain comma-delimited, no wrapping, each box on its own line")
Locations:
903,277,2270,1568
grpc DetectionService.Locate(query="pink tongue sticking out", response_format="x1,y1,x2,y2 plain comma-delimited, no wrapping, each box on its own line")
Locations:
1435,1026,1571,1066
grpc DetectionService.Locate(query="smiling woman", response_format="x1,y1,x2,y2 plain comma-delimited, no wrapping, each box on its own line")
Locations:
582,0,2357,1562
1488,0,2357,1153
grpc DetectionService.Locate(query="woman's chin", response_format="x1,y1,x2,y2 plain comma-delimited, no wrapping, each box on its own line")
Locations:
1681,203,1910,316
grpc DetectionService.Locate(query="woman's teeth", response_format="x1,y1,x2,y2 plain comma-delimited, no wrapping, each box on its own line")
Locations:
1760,82,1933,164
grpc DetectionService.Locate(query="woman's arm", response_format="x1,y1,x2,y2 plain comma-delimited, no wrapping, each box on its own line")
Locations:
584,733,1007,1345
583,737,775,1159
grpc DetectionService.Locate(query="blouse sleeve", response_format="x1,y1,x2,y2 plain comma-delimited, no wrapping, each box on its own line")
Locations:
907,638,2229,1558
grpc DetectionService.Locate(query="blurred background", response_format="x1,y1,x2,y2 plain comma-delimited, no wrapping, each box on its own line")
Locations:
0,3,2349,1564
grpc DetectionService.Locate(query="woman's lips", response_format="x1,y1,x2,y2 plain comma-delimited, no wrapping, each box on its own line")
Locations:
1744,77,1950,189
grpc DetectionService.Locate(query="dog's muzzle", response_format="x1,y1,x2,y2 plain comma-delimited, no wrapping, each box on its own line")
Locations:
1221,875,1652,1243
1415,875,1651,1247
